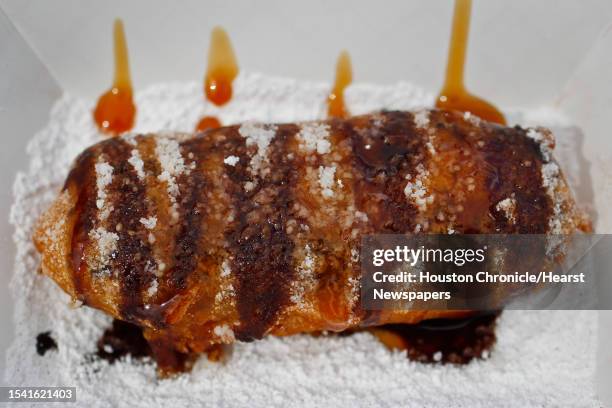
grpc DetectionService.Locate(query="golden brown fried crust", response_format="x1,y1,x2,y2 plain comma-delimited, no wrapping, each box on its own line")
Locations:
34,109,584,358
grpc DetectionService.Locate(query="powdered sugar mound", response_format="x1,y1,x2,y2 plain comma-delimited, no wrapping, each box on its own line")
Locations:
506,105,572,128
6,73,599,407
345,81,434,114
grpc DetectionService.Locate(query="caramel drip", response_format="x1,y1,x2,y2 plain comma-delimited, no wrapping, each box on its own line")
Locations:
195,116,222,132
435,0,505,125
93,19,136,135
205,27,239,106
195,27,239,131
327,51,353,118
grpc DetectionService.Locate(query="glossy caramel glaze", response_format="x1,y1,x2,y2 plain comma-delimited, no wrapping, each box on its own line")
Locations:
195,27,239,131
93,19,136,135
34,109,585,372
195,116,222,132
328,51,353,118
436,0,506,125
204,27,239,107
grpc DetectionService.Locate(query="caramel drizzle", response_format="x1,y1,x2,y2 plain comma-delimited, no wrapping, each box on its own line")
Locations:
224,126,298,341
328,51,353,118
435,0,505,125
64,112,556,369
195,116,222,133
196,27,239,132
205,27,239,106
113,20,132,90
102,139,156,321
168,152,208,291
93,19,136,135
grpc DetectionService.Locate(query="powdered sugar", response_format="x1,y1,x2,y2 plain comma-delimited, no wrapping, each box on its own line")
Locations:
223,155,239,166
318,165,337,198
139,217,157,230
213,324,235,343
291,245,317,306
215,260,235,306
463,111,481,126
297,123,331,154
527,127,555,161
88,227,119,273
404,163,434,211
94,161,113,220
5,73,599,407
128,149,146,180
413,109,430,129
238,122,277,174
155,137,189,222
542,161,564,234
220,259,231,278
146,279,158,298
495,197,517,224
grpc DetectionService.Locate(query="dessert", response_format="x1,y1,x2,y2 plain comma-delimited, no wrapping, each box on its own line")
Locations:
33,108,585,371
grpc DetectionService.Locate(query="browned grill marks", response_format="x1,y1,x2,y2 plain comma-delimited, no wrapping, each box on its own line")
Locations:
226,125,297,341
33,110,585,375
480,124,552,233
345,112,424,325
348,111,422,233
102,138,157,323
67,148,98,302
168,139,207,291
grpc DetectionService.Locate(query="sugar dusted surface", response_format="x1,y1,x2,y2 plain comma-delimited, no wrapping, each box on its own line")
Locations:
297,122,331,154
7,73,599,407
413,108,430,129
404,163,433,212
155,137,189,221
238,122,278,175
318,165,337,198
139,217,157,230
88,227,119,273
495,197,517,224
128,149,146,180
94,161,113,220
223,155,240,166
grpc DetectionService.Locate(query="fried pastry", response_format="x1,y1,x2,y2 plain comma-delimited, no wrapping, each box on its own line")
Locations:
34,109,587,370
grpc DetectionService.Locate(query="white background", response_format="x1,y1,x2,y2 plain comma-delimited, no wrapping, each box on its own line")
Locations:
3,0,612,106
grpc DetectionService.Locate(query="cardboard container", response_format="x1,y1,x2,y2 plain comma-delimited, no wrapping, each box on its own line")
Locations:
1,0,611,403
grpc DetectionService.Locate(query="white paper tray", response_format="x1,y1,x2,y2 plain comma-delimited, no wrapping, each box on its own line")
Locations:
1,0,611,405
